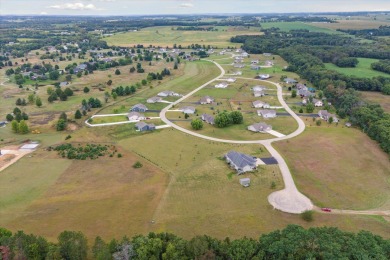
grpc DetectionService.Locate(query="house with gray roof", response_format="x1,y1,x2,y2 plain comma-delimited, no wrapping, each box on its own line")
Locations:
181,106,196,114
215,82,228,88
225,151,257,174
252,101,270,108
253,90,265,97
251,65,261,70
130,103,148,112
147,96,162,103
252,85,266,92
257,110,277,118
135,122,155,132
284,78,298,84
201,114,215,125
248,122,272,133
157,91,181,97
318,110,339,123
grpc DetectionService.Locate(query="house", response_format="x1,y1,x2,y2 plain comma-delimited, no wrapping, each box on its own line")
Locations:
226,78,236,83
257,110,277,118
225,151,257,174
265,60,274,66
127,112,145,121
157,91,181,97
259,74,270,79
135,122,155,132
131,103,148,112
234,64,245,68
312,99,323,107
241,52,249,57
263,53,272,56
201,114,215,125
219,51,226,55
147,96,162,103
247,122,272,133
253,91,265,97
239,178,251,187
215,82,228,88
252,101,269,108
234,71,242,75
59,82,69,87
251,59,259,64
252,85,266,92
296,83,306,90
345,122,352,127
234,57,244,63
199,96,214,105
251,65,261,70
284,78,297,84
181,106,196,114
318,110,339,123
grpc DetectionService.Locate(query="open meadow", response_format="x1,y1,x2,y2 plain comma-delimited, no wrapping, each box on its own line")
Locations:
360,91,390,113
105,26,262,48
260,22,345,34
324,58,390,78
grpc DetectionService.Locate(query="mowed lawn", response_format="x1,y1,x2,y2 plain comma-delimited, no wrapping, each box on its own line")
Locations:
1,147,168,241
360,91,390,113
274,126,390,210
120,129,390,239
105,26,262,48
325,58,390,78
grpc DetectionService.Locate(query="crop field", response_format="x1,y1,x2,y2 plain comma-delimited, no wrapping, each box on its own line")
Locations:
274,126,390,211
324,58,390,78
260,22,344,34
310,19,390,30
359,91,390,113
105,26,262,48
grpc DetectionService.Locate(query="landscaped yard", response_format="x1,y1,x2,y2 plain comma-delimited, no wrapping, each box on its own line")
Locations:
324,58,390,78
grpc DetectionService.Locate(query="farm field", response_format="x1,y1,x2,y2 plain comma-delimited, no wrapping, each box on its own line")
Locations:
0,145,168,241
105,26,262,48
310,19,390,30
324,58,390,78
274,126,390,211
360,91,390,113
260,22,345,34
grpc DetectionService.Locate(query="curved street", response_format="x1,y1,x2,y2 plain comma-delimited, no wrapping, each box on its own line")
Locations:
159,59,313,214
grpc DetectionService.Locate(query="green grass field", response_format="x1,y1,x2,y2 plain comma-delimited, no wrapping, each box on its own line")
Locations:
105,26,262,48
324,58,390,78
260,22,344,34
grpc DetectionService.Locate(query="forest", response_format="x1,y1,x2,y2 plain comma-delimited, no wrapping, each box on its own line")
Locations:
1,225,389,259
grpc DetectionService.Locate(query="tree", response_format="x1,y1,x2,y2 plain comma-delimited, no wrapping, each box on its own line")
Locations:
291,89,297,98
214,112,233,128
92,236,111,260
6,114,14,121
64,88,73,96
74,110,82,119
230,111,243,124
16,98,22,106
130,67,136,73
184,113,189,119
49,70,60,80
83,87,90,93
56,119,67,131
11,120,19,133
306,103,314,113
316,119,322,126
328,116,334,124
35,97,42,107
174,62,178,69
28,94,35,104
191,118,204,130
104,91,110,103
107,80,113,86
115,69,121,75
58,231,88,260
19,120,29,134
133,161,143,168
112,92,118,100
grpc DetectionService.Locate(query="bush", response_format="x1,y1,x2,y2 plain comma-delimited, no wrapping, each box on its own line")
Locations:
117,153,122,158
65,135,72,140
83,87,90,93
133,161,143,168
301,210,314,222
316,119,322,126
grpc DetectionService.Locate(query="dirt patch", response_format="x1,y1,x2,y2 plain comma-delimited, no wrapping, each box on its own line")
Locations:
66,123,79,131
2,88,22,98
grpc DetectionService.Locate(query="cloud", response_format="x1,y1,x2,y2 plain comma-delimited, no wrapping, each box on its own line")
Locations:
49,3,98,10
179,3,193,8
40,12,48,15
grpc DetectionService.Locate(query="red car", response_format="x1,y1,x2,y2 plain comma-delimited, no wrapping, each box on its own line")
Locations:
321,208,332,212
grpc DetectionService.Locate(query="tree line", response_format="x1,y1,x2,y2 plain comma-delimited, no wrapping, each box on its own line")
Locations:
1,225,389,259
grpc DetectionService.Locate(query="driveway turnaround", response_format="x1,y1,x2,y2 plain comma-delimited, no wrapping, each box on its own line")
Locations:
159,60,313,214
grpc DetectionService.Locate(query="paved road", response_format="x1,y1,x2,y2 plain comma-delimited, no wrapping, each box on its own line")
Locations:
159,61,313,214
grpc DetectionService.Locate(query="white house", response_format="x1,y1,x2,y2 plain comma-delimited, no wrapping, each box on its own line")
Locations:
252,85,266,92
257,110,277,118
200,96,214,105
253,91,265,97
247,122,272,133
215,82,228,88
259,74,270,79
226,78,236,83
181,106,196,114
313,99,323,107
127,112,145,121
147,96,162,103
252,101,270,108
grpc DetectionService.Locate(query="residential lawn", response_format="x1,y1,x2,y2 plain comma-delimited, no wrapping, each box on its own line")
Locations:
90,115,128,124
1,146,169,242
324,58,390,78
359,91,390,113
105,26,262,48
274,126,390,211
260,22,345,34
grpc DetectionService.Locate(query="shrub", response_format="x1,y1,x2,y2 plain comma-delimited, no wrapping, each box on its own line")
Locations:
117,153,122,158
301,210,314,222
133,161,143,168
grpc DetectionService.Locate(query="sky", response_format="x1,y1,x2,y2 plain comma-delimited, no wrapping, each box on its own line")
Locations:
0,0,389,16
